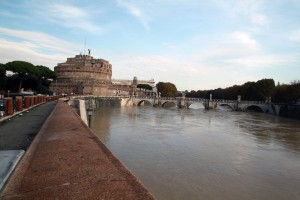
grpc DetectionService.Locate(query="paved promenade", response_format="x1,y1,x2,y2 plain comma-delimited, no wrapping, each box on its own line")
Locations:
0,100,155,200
0,101,57,150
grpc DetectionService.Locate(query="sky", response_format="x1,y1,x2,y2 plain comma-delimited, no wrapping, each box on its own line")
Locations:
0,0,300,91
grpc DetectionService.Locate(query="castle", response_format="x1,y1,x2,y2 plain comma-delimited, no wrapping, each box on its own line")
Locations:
50,53,155,96
50,52,112,96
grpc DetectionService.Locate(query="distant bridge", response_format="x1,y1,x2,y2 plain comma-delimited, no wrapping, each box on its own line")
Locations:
73,95,281,114
121,96,277,113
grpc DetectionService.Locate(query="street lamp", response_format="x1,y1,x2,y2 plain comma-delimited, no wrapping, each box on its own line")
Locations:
87,98,93,128
87,108,93,128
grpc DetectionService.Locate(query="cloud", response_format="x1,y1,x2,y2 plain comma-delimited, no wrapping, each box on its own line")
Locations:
289,29,300,41
116,0,150,30
0,27,79,68
108,30,297,90
0,27,77,54
0,1,103,34
35,3,103,34
213,0,263,17
251,13,270,26
0,40,67,67
213,0,270,27
230,32,259,50
224,54,295,68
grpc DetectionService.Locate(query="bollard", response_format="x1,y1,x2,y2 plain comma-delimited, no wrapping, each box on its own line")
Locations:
4,98,13,116
24,96,30,108
16,96,23,111
34,96,37,105
30,97,34,107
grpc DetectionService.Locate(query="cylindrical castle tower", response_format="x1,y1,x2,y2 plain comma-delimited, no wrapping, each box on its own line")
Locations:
50,54,112,96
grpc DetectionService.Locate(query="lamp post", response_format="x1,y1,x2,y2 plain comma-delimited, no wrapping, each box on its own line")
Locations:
87,108,93,128
87,98,93,128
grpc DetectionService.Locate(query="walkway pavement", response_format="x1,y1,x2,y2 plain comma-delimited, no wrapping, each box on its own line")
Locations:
0,101,57,150
0,100,155,200
0,101,57,192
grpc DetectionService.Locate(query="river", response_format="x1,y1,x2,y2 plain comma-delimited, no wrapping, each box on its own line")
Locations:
90,105,300,200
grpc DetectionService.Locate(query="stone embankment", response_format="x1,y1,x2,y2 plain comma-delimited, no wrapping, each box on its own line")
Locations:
278,104,300,120
0,100,155,200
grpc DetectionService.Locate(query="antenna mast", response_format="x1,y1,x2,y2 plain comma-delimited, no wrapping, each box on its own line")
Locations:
84,38,86,55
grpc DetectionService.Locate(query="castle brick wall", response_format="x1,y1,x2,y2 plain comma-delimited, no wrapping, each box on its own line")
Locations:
50,54,112,96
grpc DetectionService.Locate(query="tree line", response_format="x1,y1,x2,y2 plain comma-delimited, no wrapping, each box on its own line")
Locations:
0,61,56,95
156,82,178,97
136,78,300,104
1,60,299,103
185,78,300,103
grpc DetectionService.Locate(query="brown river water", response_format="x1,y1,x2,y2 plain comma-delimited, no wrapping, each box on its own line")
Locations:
91,105,300,200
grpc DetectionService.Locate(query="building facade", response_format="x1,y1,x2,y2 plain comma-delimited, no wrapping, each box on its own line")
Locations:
50,53,112,96
108,77,156,96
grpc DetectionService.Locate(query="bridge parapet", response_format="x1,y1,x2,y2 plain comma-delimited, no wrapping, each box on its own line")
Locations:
240,100,266,105
74,95,274,113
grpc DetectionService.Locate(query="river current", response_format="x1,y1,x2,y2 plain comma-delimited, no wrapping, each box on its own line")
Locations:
91,105,300,200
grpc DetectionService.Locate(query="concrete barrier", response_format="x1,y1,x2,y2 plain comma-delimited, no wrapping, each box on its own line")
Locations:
79,99,88,125
24,97,30,109
4,98,13,116
30,97,34,107
16,97,23,112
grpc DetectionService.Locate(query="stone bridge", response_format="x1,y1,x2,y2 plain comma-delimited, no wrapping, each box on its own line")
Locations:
73,96,281,115
122,96,277,114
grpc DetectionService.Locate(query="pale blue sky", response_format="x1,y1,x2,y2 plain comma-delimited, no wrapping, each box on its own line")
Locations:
0,0,299,90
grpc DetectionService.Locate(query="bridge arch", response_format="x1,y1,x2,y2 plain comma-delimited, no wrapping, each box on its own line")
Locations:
188,102,205,109
162,101,177,108
217,103,234,110
244,105,265,113
137,100,153,106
